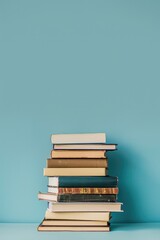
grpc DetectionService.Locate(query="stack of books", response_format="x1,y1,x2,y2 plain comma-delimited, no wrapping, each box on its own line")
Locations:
38,133,122,232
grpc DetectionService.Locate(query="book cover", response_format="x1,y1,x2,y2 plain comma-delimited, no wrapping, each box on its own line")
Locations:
37,225,110,232
51,133,106,144
44,168,107,176
48,202,122,212
51,150,106,158
54,144,117,150
51,194,117,202
47,158,108,168
38,192,117,202
48,176,118,188
45,210,110,221
48,187,119,195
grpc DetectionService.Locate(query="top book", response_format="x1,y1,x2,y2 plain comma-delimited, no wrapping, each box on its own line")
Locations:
51,133,106,144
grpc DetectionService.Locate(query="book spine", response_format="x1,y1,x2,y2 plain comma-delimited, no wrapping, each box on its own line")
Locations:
51,150,106,159
59,176,118,188
47,159,107,168
57,188,119,195
57,194,117,202
51,133,106,144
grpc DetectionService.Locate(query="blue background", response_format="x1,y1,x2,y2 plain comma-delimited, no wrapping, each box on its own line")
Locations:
0,0,160,223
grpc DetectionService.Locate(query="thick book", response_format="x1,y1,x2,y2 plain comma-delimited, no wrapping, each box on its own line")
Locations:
48,176,118,188
51,133,106,144
48,202,122,212
51,150,106,158
44,168,107,176
47,158,108,168
54,144,117,150
45,209,110,221
40,219,109,226
48,187,119,195
38,192,116,203
37,225,110,232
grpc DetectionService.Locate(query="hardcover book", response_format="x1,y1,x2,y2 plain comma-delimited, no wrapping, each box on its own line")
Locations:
38,225,110,232
40,219,109,226
44,168,107,176
51,133,106,144
38,192,117,203
47,158,108,168
54,144,117,150
48,187,119,195
51,150,106,158
48,202,122,212
48,176,118,188
45,210,110,221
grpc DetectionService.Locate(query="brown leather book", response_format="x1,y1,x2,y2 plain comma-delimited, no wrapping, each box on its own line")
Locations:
48,187,119,195
47,158,107,168
51,150,106,158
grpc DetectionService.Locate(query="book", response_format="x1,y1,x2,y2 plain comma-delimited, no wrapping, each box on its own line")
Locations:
40,219,109,226
48,187,119,195
54,144,117,150
48,176,118,188
51,133,106,144
48,202,122,212
45,209,110,221
37,225,110,232
47,158,108,168
51,150,106,158
44,168,107,176
38,192,117,203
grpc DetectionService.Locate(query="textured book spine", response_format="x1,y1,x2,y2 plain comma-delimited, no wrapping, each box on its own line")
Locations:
57,194,117,202
56,187,119,195
47,159,108,168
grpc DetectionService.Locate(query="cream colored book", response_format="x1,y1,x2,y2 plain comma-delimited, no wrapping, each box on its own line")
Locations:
54,144,117,150
45,209,110,221
43,168,107,176
41,219,108,226
48,202,122,212
51,133,106,144
51,150,106,158
38,225,110,232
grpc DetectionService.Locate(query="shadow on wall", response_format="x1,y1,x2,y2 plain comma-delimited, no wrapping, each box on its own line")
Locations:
108,144,140,223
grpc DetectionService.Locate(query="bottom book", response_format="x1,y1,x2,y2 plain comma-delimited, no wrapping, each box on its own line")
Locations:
37,225,110,232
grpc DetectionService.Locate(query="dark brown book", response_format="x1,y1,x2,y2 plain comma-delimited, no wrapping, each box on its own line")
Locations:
48,187,119,195
38,192,117,203
51,150,106,158
47,158,107,168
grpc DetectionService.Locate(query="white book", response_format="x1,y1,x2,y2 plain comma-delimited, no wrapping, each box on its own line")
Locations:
54,144,117,150
45,209,110,221
41,219,108,226
48,202,123,212
38,226,110,232
51,133,106,144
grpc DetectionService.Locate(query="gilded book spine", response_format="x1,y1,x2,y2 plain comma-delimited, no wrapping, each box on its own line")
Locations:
57,188,119,195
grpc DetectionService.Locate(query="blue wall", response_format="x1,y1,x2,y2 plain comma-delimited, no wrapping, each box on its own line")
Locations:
0,0,160,223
